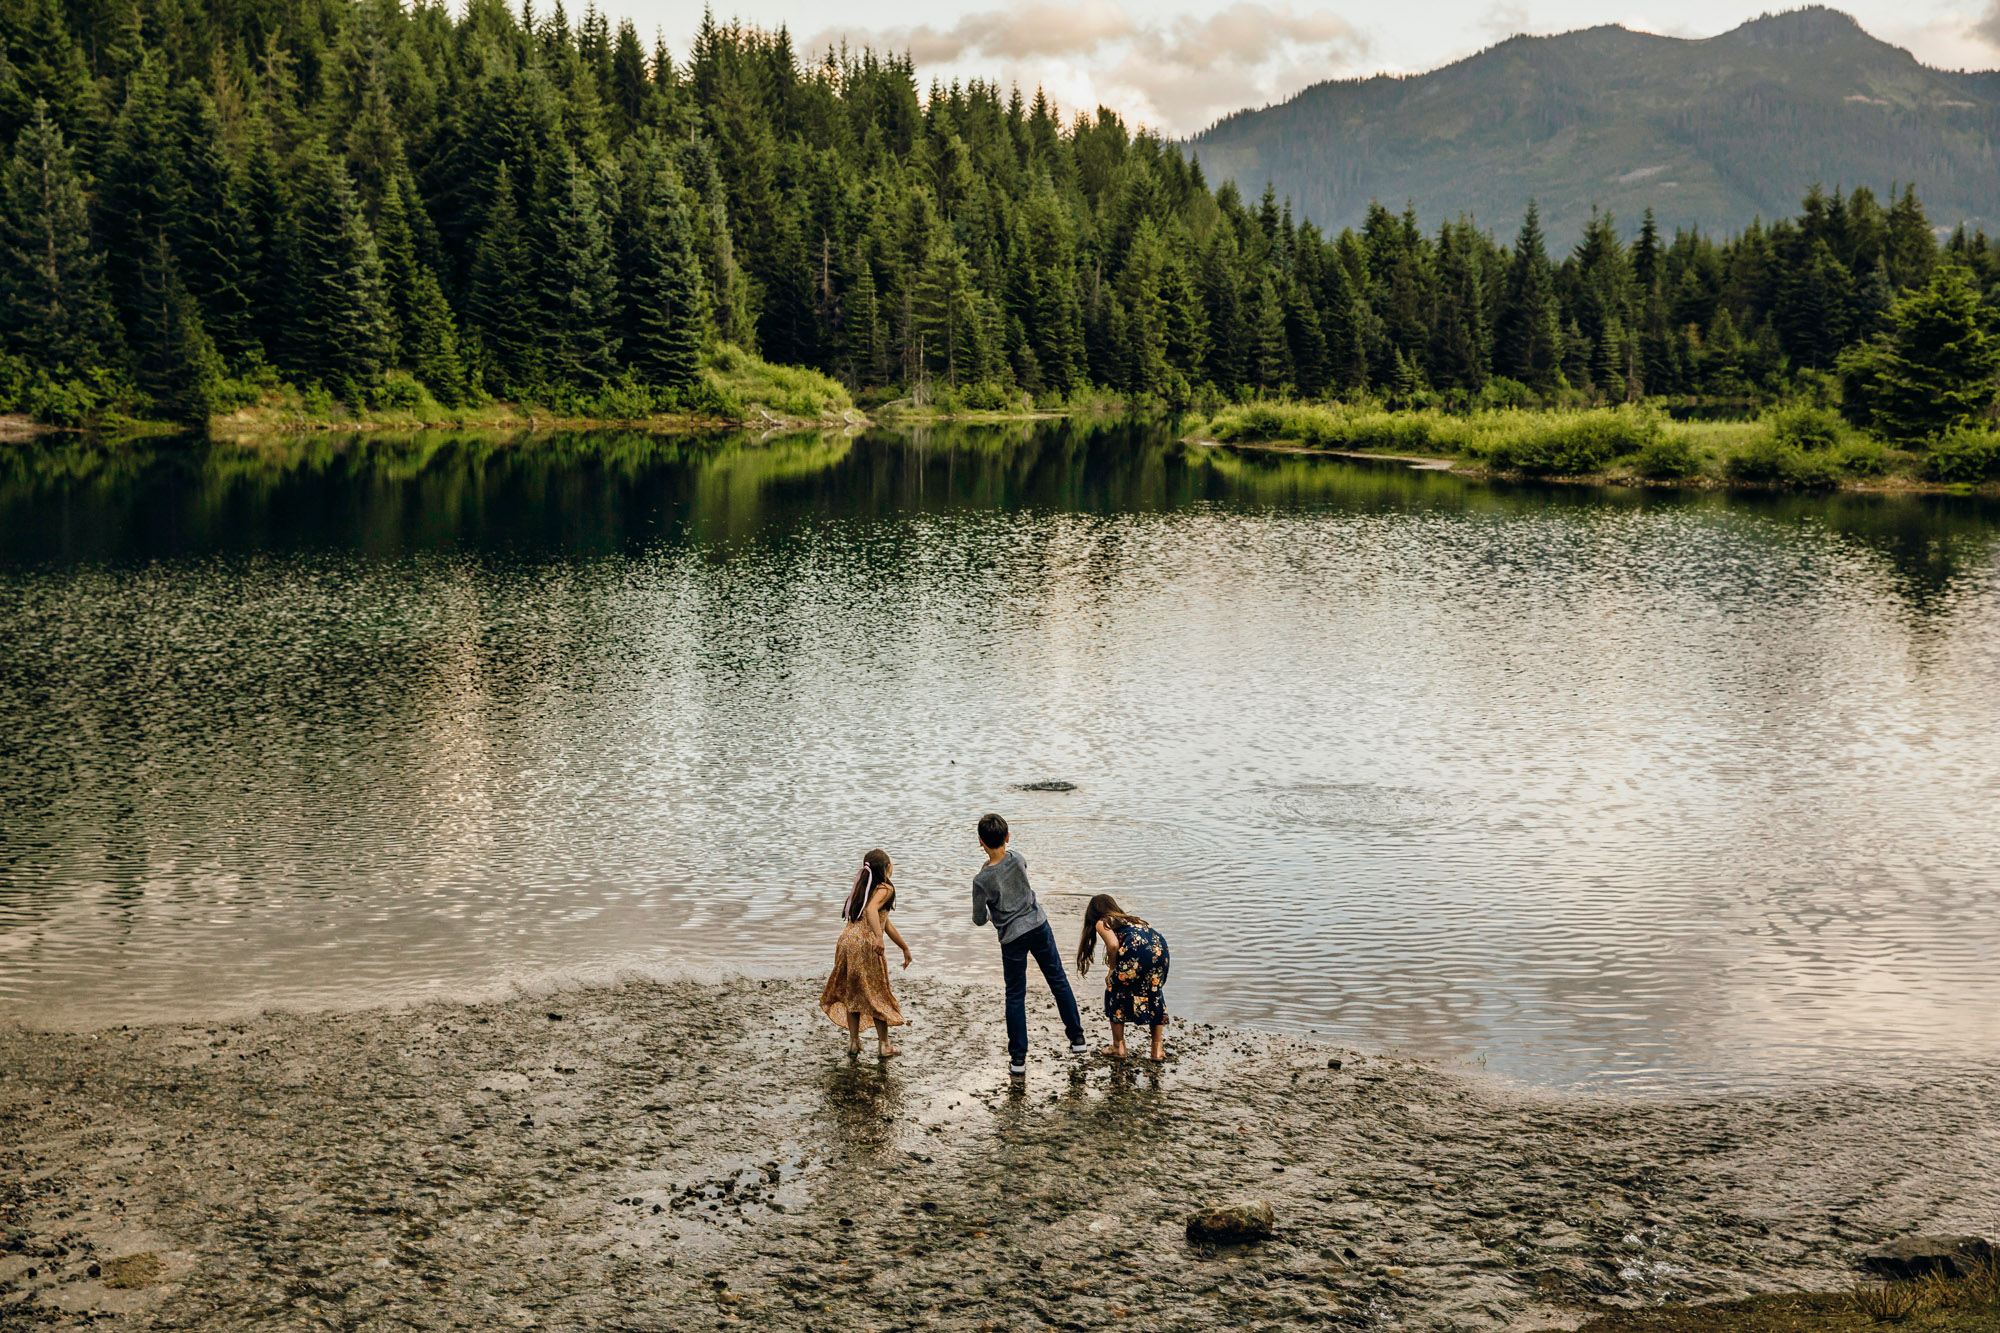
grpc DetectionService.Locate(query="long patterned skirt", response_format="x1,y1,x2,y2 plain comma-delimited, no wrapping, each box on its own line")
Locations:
820,920,905,1029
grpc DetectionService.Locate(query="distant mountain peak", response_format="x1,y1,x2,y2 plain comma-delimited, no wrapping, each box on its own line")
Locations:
1721,6,1868,48
1188,6,1999,241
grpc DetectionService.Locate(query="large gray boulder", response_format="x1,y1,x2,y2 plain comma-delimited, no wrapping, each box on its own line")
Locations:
1186,1201,1276,1243
1860,1234,1995,1281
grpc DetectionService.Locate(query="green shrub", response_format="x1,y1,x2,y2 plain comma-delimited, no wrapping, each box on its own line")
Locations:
1925,427,2000,482
1833,440,1890,477
1765,403,1842,451
368,371,434,413
1479,377,1537,410
702,343,851,418
1485,409,1660,475
958,380,1012,411
301,383,337,418
1634,435,1701,480
1726,437,1840,488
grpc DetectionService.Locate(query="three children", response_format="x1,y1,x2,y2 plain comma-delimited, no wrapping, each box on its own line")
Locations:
819,814,1171,1072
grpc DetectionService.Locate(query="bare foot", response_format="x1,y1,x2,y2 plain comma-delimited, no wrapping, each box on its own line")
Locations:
877,1044,901,1058
1148,1045,1166,1062
846,1040,862,1055
1100,1043,1129,1059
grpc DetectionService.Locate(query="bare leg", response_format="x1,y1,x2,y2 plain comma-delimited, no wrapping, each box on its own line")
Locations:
1109,1021,1128,1059
1148,1023,1165,1061
846,1012,862,1055
874,1018,899,1058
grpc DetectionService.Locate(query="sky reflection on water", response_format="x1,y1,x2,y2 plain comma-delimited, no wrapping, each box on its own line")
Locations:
2,423,1997,1091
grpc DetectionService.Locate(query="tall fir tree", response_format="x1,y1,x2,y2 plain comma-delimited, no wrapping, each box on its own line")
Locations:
1865,265,2000,442
1497,202,1563,390
617,134,706,388
531,145,621,387
466,161,538,392
0,101,120,373
286,143,395,387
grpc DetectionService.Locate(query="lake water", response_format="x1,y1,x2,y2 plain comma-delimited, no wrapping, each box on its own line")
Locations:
4,422,1998,1091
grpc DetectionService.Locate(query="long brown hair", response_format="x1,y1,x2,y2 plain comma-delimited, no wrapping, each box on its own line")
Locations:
1077,893,1143,974
842,849,894,922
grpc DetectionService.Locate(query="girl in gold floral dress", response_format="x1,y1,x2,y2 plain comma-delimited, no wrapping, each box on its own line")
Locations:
820,849,911,1057
1077,893,1171,1061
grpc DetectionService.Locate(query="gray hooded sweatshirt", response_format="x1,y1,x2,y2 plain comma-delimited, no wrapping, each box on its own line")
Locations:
971,849,1047,945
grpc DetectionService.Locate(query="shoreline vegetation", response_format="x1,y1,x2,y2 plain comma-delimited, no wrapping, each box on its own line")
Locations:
7,3,2000,484
3,977,1996,1331
1192,402,2000,495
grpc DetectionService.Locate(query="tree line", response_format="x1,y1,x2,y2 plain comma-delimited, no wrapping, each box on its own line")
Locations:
2,0,1997,433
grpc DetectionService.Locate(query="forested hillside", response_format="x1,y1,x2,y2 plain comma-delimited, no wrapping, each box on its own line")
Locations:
1191,8,2000,242
2,0,1998,429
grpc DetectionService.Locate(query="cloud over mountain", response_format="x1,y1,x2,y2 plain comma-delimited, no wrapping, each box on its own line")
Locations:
806,1,1368,133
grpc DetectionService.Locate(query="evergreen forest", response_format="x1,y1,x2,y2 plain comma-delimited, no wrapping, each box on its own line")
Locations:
3,0,1999,437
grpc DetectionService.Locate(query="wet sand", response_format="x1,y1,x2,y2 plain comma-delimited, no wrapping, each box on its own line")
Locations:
3,977,1996,1331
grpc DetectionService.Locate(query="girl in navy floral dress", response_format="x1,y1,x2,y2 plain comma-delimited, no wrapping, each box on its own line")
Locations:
1076,894,1171,1060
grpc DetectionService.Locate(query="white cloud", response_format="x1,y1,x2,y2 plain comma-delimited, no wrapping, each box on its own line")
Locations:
1875,5,2000,68
1478,3,1533,40
806,1,1370,133
1967,0,2000,50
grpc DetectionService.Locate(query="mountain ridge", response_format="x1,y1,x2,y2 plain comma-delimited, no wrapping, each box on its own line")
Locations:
1187,7,2000,241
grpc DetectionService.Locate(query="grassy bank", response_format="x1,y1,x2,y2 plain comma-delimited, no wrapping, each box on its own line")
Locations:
868,383,1128,422
1199,402,2000,491
207,344,857,433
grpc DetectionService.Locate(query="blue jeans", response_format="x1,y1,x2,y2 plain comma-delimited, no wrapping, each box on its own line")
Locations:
1001,921,1086,1063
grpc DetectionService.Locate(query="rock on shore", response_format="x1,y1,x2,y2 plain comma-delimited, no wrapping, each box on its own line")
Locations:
3,976,1998,1331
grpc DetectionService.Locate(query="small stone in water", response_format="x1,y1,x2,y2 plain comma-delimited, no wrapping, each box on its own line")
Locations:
1186,1201,1276,1242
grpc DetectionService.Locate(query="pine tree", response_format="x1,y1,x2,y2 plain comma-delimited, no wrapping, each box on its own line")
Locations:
1318,247,1368,392
1115,218,1169,397
1251,275,1290,391
131,231,224,422
0,101,119,373
1867,265,2000,442
609,19,647,139
1283,282,1328,397
1497,202,1562,391
758,190,819,368
239,102,294,365
1775,239,1853,370
843,250,886,387
169,83,257,364
531,145,621,387
912,233,980,388
1162,248,1210,385
1884,186,1935,291
1633,209,1662,297
97,52,182,331
379,173,468,401
617,134,705,388
467,162,538,392
1200,234,1246,391
286,143,394,388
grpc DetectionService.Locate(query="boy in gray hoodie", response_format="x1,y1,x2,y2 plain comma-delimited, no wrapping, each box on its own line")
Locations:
972,813,1087,1074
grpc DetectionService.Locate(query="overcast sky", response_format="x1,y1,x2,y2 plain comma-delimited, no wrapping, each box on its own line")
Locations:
615,0,2000,136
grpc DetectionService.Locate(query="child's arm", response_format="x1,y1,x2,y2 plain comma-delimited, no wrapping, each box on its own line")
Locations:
1095,921,1121,979
883,917,912,968
972,879,989,926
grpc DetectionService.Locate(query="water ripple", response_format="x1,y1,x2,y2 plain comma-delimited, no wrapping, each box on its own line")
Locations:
1,426,1997,1092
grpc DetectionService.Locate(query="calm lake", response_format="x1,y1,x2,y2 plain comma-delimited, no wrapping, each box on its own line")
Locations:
3,421,1997,1090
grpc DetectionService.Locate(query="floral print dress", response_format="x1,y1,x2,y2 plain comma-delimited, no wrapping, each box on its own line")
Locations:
1104,920,1170,1025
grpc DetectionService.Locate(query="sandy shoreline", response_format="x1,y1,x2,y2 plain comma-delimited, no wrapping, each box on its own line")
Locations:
4,977,1997,1331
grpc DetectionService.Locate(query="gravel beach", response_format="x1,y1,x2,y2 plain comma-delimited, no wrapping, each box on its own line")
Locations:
4,976,1996,1331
